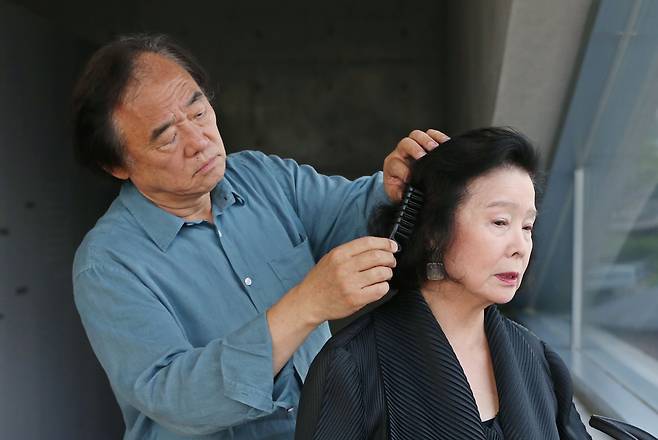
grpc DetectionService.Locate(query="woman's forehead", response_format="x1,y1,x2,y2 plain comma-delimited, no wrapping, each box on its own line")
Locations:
464,167,535,210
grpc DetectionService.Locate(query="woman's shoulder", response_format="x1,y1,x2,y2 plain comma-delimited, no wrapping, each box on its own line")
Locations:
297,313,384,439
495,309,572,378
299,313,379,414
319,313,377,358
497,309,545,350
304,312,381,388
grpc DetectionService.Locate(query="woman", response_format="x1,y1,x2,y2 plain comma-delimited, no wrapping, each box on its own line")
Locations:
295,127,591,439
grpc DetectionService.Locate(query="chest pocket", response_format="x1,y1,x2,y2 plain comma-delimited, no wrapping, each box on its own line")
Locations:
268,238,316,290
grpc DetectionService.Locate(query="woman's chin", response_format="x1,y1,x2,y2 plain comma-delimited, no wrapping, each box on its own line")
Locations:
488,289,518,305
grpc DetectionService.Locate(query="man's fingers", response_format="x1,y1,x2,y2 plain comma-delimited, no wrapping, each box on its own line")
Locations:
359,282,391,304
408,129,440,152
397,136,428,161
352,249,397,272
426,129,450,144
357,266,394,288
340,236,398,257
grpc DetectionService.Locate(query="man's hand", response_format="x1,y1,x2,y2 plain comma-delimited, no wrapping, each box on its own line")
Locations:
383,129,450,202
266,236,398,373
294,236,398,325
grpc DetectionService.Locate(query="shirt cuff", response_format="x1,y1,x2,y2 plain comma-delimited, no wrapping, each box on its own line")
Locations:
371,171,391,205
219,312,276,413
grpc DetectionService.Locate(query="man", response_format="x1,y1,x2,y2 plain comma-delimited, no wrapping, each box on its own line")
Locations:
72,34,446,439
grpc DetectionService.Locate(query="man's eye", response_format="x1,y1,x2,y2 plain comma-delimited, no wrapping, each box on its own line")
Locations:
523,225,534,232
493,219,508,227
158,133,176,149
195,110,206,119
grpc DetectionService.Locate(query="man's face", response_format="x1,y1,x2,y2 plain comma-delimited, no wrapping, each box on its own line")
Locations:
111,53,226,203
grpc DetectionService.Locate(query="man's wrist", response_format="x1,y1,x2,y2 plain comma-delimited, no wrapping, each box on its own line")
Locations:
286,284,323,329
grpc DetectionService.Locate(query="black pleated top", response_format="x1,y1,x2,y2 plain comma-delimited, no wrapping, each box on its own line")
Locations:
295,289,591,440
482,416,504,439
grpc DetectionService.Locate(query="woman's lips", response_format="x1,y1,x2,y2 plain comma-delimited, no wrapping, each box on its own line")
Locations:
495,272,519,286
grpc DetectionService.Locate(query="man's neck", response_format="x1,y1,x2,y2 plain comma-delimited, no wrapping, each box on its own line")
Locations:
142,190,214,223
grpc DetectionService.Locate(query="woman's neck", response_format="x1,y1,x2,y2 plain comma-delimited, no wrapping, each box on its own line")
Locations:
420,281,490,350
420,282,500,421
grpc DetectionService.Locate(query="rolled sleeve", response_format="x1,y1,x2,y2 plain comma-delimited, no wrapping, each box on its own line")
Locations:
220,311,279,413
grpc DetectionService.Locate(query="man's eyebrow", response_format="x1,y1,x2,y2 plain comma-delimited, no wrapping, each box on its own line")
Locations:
149,92,204,142
150,116,175,143
187,90,204,107
486,200,537,217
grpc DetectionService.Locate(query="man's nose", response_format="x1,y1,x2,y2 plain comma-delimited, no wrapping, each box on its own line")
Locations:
182,122,209,156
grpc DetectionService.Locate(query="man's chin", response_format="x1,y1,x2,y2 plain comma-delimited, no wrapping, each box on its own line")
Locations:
201,166,225,190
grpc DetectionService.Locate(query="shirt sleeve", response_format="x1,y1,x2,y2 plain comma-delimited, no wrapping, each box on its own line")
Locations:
295,347,366,440
74,261,289,436
245,151,390,259
542,342,593,440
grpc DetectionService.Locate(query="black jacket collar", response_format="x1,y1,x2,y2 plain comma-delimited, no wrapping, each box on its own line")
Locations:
372,289,560,440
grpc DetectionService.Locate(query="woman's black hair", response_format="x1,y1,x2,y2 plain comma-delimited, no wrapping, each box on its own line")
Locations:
72,34,211,176
369,126,540,291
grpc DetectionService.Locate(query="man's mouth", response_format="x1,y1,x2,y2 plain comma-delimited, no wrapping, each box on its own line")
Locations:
195,155,220,175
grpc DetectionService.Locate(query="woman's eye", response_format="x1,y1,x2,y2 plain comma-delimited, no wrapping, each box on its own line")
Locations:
523,225,534,232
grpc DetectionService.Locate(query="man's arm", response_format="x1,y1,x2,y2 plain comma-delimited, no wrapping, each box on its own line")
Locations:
267,236,397,374
74,263,288,436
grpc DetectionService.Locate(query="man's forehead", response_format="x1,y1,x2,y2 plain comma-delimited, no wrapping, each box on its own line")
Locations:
120,58,200,110
134,52,187,77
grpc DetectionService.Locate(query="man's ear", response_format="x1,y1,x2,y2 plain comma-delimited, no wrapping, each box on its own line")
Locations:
102,164,130,180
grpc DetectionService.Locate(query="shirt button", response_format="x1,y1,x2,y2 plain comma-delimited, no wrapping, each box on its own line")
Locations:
244,277,252,286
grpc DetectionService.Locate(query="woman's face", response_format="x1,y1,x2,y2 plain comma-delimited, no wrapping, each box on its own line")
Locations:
442,166,536,305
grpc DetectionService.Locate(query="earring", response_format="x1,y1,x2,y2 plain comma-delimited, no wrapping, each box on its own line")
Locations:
426,262,445,281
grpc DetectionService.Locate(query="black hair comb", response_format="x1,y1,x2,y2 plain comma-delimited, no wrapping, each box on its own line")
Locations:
389,185,424,249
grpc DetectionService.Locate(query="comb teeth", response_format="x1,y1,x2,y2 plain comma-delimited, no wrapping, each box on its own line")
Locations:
389,186,424,245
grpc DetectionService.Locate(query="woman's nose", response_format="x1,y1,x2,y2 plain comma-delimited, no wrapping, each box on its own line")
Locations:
509,228,530,258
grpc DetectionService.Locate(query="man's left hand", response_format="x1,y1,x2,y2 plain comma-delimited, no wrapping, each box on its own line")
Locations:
383,129,450,202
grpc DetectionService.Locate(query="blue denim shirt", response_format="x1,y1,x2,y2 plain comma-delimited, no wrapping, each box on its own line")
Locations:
73,150,388,439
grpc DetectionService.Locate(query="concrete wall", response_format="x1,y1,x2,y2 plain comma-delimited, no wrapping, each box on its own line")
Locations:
11,0,448,179
156,1,447,178
0,2,123,439
491,0,594,166
441,0,594,165
442,0,514,134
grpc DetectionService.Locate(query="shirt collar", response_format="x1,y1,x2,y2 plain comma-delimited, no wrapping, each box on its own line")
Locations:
118,179,246,252
211,177,246,212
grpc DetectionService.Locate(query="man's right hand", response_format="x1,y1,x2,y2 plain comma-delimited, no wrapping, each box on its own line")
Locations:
295,236,398,326
266,236,397,374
